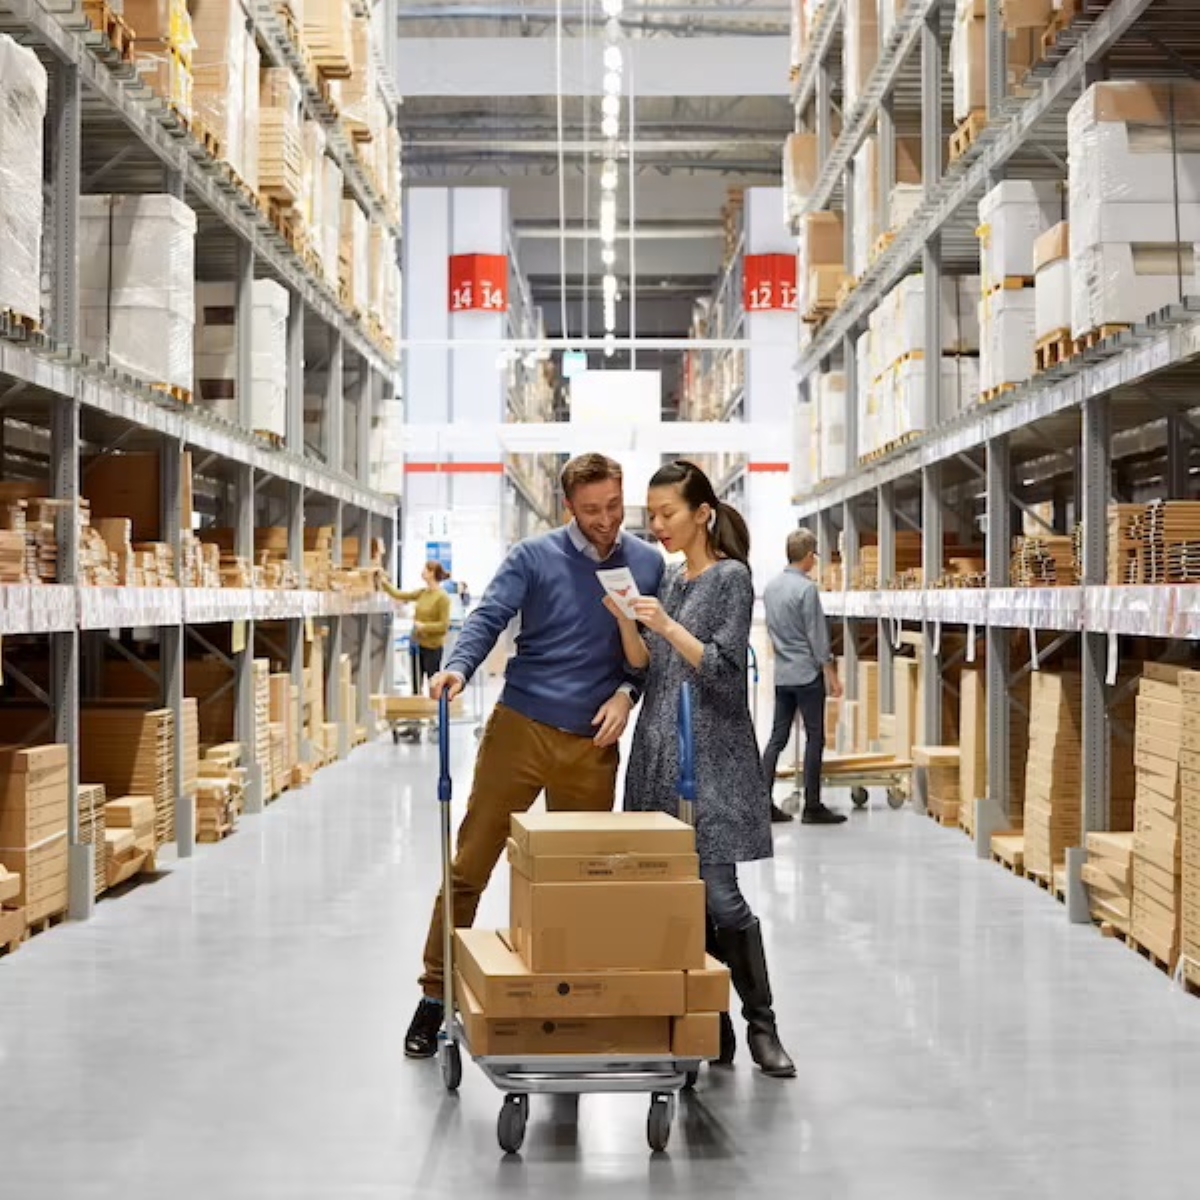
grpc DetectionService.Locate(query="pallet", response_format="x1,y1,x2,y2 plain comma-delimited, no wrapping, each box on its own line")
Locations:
989,276,1035,293
254,429,285,450
1073,324,1129,356
925,799,959,828
1035,328,1073,374
0,308,41,339
990,832,1026,877
149,383,193,406
1128,936,1176,978
22,909,67,941
858,430,919,465
1041,0,1083,57
949,110,987,163
870,231,896,263
1096,920,1129,944
197,823,235,844
193,119,223,163
802,304,835,328
1027,868,1053,895
315,56,353,81
981,383,1018,404
82,0,134,63
0,907,24,958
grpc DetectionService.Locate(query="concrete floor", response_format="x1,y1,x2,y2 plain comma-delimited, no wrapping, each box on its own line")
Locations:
4,716,1200,1198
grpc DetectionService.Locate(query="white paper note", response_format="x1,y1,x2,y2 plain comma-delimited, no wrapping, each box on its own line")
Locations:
596,567,641,619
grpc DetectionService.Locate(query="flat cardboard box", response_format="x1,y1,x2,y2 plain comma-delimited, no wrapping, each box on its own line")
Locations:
509,873,706,973
1138,697,1184,726
1034,221,1070,272
0,834,68,922
670,1012,720,1059
509,812,696,859
1137,678,1183,704
506,838,698,885
1144,662,1191,686
0,864,20,904
686,954,732,1014
456,976,671,1057
456,929,686,1018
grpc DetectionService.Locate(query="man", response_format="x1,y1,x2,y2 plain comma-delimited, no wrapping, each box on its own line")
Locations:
403,453,665,1058
761,528,846,826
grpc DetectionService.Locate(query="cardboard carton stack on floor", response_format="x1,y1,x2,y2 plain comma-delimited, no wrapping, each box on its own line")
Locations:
196,775,238,841
0,745,69,926
1131,665,1187,969
456,813,727,1058
269,674,297,783
855,661,880,752
1023,672,1082,881
913,746,961,825
305,630,326,755
0,859,22,946
1083,831,1135,933
78,783,108,898
253,660,272,787
1179,672,1200,989
103,795,156,887
957,669,987,837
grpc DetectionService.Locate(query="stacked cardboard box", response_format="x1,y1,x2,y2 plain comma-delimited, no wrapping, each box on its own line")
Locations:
1023,672,1082,880
1180,672,1200,989
950,0,1037,128
1131,665,1186,968
305,0,352,77
304,527,335,590
81,708,176,848
1034,222,1072,344
259,69,304,210
855,661,880,752
253,660,272,784
1068,82,1200,339
196,776,238,842
104,795,156,886
914,746,961,825
128,0,195,122
798,212,845,322
340,198,370,313
958,669,987,836
269,674,297,779
456,812,725,1058
79,783,108,899
182,696,200,801
1083,831,1135,933
0,37,47,324
0,745,69,925
305,630,326,754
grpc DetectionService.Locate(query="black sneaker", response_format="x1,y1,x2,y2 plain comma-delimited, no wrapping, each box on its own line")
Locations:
404,997,445,1058
770,803,794,824
801,805,847,826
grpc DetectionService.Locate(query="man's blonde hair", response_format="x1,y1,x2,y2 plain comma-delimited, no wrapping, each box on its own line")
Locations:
787,528,818,563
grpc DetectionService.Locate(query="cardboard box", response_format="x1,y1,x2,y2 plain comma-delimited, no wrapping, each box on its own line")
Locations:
0,863,20,904
670,1012,720,1059
0,832,68,922
456,976,671,1057
509,812,696,859
685,954,732,1014
509,873,706,973
455,929,687,1018
506,838,698,885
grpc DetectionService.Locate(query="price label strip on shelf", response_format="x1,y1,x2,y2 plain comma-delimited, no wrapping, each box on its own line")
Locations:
1107,632,1120,688
966,623,976,663
1029,626,1040,672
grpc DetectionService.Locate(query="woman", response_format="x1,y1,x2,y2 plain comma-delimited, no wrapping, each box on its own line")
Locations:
379,561,453,695
605,460,795,1079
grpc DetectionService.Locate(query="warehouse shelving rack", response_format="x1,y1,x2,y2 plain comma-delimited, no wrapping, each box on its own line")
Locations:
0,0,403,923
790,0,1200,922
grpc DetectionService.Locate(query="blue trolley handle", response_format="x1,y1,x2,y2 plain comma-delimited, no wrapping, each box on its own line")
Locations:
438,691,452,803
747,644,760,685
677,682,696,827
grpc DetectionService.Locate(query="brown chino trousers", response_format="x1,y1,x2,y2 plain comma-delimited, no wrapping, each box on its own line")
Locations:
419,703,618,998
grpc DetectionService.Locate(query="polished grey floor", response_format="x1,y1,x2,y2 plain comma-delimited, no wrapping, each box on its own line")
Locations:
4,713,1200,1199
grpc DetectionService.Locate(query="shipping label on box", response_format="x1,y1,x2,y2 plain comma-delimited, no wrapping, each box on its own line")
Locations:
509,873,706,974
456,929,687,1019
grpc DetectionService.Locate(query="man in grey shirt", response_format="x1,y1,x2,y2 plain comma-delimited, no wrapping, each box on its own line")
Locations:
761,528,846,825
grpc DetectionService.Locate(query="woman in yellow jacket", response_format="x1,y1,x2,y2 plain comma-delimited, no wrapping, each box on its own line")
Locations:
379,561,453,694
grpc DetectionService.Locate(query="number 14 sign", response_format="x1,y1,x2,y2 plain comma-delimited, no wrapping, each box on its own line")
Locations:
742,254,798,313
449,254,509,313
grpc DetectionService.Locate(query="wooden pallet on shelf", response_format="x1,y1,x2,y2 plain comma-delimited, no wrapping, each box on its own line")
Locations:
981,383,1018,405
149,383,193,406
949,109,987,162
990,832,1026,877
1034,328,1072,374
1041,0,1083,57
0,309,41,339
1073,324,1129,356
81,0,134,63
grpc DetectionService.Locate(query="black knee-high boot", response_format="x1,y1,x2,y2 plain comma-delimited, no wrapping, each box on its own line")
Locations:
706,916,736,1065
715,918,796,1079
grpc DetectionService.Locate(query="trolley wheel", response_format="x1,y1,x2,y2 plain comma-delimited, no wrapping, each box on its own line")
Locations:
440,1040,462,1093
683,1068,699,1091
498,1094,528,1154
391,727,401,744
851,787,869,809
647,1094,673,1152
886,788,905,810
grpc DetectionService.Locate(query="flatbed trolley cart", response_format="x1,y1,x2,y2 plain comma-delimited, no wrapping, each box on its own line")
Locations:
376,674,487,744
434,685,706,1155
782,737,912,811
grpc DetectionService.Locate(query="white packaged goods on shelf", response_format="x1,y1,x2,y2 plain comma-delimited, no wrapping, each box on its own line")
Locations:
79,195,197,394
889,184,923,231
1034,222,1071,340
977,180,1066,292
783,133,818,225
868,275,980,375
340,13,377,135
951,5,985,124
321,159,344,291
849,135,922,278
1071,243,1197,339
792,400,818,496
0,37,47,325
816,372,848,483
342,200,370,313
895,355,980,423
979,287,1036,393
844,0,879,111
188,0,247,182
798,212,845,316
242,34,261,193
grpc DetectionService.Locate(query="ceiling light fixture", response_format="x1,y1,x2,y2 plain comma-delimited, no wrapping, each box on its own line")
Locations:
601,0,622,17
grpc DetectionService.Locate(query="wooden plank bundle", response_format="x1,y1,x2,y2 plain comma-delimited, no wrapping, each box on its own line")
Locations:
253,660,272,788
1023,672,1082,880
0,745,69,924
78,782,108,899
1130,664,1187,969
80,707,175,848
196,775,238,842
104,794,155,887
1107,503,1145,585
304,526,334,591
182,696,199,800
259,70,304,206
1180,671,1200,991
914,745,961,825
1083,831,1134,932
1010,534,1077,586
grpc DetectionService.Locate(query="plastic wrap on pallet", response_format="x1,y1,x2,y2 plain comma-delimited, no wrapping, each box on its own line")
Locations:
304,0,353,76
250,281,289,437
977,179,1065,292
1033,222,1071,341
783,133,818,226
894,355,980,426
184,0,246,177
132,42,195,124
339,11,377,136
844,0,879,112
79,194,196,394
321,158,343,291
792,398,817,497
303,121,328,259
0,37,47,325
869,274,980,373
851,139,877,280
979,287,1036,393
340,199,370,313
1070,243,1198,339
241,33,261,192
816,371,848,483
798,212,844,318
950,4,984,124
259,69,304,207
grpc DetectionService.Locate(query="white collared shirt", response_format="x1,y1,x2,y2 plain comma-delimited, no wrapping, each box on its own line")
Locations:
566,519,622,564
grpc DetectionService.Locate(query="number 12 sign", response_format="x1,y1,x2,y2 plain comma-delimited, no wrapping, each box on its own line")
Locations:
449,254,509,313
742,254,798,313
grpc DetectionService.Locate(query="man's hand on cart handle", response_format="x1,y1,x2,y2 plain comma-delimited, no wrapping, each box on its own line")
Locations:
429,671,465,701
591,689,633,748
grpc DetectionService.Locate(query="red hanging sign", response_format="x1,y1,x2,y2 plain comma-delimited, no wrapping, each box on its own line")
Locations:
742,254,797,313
449,254,509,313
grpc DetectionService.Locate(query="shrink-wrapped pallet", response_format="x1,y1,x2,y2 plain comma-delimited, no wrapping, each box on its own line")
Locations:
127,0,196,121
319,158,344,292
843,0,879,112
0,37,47,325
1034,222,1071,342
340,11,376,137
259,69,304,207
79,194,196,394
185,0,248,178
815,371,848,483
340,200,370,313
979,287,1037,394
977,179,1065,293
304,0,352,77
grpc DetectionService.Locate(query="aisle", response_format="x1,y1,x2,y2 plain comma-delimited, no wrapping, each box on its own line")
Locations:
4,728,1200,1198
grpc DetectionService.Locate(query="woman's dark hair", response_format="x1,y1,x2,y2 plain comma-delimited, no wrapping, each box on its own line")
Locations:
424,560,449,583
648,460,751,568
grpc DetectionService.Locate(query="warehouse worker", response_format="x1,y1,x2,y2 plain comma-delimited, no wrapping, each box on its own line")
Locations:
379,562,453,741
761,528,845,826
403,453,665,1059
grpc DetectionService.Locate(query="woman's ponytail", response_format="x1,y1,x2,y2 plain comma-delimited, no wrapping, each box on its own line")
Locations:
711,500,751,568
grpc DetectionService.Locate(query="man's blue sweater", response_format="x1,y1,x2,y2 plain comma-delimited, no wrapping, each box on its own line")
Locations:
444,527,664,738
